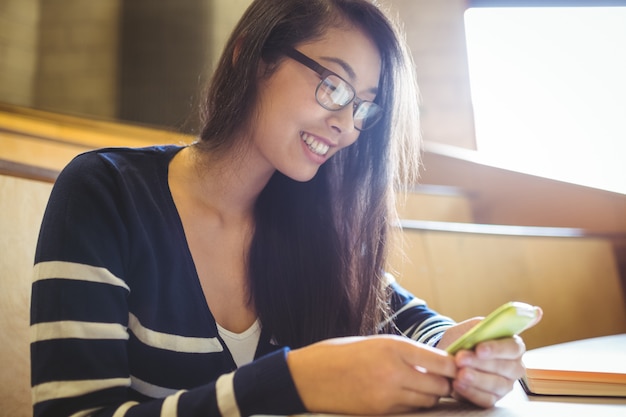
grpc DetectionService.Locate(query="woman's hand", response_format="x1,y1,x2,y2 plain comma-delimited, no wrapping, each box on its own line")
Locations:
439,319,528,408
287,335,457,415
451,335,526,407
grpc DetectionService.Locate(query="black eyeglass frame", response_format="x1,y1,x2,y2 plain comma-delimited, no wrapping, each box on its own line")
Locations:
283,48,383,131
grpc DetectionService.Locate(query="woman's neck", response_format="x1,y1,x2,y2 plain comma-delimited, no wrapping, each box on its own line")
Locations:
170,144,274,224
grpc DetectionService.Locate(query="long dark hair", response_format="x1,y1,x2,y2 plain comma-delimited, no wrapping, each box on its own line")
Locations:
197,0,420,348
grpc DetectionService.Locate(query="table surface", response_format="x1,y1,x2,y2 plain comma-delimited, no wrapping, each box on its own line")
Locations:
414,382,626,416
284,383,626,417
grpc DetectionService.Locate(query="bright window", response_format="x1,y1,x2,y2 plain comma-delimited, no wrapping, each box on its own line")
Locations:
464,3,626,194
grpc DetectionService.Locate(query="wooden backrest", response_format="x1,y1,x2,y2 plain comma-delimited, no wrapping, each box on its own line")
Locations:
0,174,53,417
397,185,475,223
389,221,626,349
0,103,193,182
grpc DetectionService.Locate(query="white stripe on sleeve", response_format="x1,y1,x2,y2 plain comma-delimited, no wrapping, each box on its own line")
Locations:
33,261,130,292
112,402,139,417
69,407,105,417
216,372,241,417
130,375,182,399
32,378,131,405
161,390,185,417
31,320,129,343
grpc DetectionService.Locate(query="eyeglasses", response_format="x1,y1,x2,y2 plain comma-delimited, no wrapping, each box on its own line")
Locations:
283,48,383,131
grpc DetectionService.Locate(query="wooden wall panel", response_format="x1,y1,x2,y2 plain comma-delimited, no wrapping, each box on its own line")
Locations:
390,227,626,349
388,230,438,307
397,188,475,223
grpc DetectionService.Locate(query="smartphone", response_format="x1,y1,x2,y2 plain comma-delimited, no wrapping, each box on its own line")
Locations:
445,301,542,355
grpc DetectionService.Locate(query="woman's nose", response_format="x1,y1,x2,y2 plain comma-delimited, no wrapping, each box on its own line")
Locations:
328,106,356,135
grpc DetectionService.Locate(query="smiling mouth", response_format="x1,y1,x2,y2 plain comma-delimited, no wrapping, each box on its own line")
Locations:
300,132,330,157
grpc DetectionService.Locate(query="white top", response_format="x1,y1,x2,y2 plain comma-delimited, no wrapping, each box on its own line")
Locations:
216,319,262,368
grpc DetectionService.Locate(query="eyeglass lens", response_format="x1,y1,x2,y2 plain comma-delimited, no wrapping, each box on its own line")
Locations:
316,75,382,130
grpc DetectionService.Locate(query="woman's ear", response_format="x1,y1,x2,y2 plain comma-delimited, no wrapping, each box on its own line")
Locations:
232,35,272,78
232,36,245,66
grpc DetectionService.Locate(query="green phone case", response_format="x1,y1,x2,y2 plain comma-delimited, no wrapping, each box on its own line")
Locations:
445,301,541,355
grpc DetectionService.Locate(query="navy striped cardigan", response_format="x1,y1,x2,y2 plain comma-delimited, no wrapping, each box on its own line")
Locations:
31,146,454,417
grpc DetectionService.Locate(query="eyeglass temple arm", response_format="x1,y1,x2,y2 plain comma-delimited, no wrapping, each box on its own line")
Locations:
283,48,332,79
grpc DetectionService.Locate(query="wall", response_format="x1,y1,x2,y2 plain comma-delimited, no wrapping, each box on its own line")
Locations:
1,0,474,145
383,1,626,239
382,0,476,149
0,0,39,107
209,0,253,69
34,0,121,118
421,146,626,234
119,0,211,131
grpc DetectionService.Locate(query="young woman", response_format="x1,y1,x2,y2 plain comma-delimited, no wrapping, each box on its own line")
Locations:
30,1,530,416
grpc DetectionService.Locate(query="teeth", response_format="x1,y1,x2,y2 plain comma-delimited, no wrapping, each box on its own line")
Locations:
300,132,330,156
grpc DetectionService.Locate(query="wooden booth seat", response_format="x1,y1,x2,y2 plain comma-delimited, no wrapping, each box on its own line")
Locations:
0,174,53,417
0,105,193,416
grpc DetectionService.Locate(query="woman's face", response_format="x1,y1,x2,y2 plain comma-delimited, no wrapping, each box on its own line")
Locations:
251,25,382,182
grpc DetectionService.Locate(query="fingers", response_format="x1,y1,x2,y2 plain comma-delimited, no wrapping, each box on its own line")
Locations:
380,337,457,411
452,377,505,408
455,352,524,381
360,336,456,408
452,364,516,406
395,337,458,379
399,359,454,397
437,318,482,351
451,336,527,407
475,335,526,361
379,363,453,412
396,387,445,410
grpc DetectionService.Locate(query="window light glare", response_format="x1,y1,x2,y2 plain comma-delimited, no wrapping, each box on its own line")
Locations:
464,7,626,194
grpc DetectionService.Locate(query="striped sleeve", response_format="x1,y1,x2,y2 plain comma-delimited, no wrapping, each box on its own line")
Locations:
31,260,137,416
383,274,455,347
